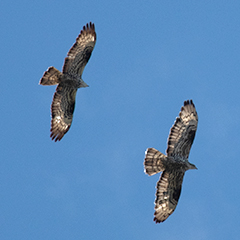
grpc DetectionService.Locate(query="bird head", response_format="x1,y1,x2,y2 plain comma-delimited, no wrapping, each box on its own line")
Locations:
188,162,197,170
79,79,89,88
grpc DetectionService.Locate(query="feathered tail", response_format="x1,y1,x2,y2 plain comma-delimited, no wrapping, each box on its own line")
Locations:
39,67,62,85
144,148,167,176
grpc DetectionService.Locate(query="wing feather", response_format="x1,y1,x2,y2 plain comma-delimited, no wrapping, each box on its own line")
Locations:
62,22,96,76
166,100,198,158
50,83,77,141
154,170,184,223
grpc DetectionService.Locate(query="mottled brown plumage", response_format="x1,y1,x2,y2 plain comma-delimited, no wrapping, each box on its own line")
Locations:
39,22,96,141
144,100,198,223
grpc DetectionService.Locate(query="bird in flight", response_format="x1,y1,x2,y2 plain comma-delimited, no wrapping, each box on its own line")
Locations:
39,22,96,141
144,100,198,223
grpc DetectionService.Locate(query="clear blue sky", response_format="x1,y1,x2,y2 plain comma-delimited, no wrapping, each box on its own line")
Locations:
1,1,240,239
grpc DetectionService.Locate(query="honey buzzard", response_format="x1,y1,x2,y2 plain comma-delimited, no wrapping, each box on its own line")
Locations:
39,22,96,141
144,100,198,223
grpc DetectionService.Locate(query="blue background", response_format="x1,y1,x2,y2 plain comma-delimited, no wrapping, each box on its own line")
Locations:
1,1,239,239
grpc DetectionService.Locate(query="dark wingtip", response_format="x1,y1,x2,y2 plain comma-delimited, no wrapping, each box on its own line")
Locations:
153,217,164,224
184,99,190,106
183,99,194,107
82,22,95,32
89,22,95,30
50,131,63,142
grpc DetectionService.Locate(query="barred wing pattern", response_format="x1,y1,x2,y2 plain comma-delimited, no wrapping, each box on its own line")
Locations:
50,83,77,141
167,100,198,158
63,22,96,76
154,170,184,223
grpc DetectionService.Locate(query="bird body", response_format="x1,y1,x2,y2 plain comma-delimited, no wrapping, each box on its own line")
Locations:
39,22,96,141
144,100,198,223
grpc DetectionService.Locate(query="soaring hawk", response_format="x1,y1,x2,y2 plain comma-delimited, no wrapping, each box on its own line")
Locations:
144,100,198,223
39,22,96,141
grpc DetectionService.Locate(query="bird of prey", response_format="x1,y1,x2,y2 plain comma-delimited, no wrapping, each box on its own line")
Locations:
144,100,198,223
39,22,96,141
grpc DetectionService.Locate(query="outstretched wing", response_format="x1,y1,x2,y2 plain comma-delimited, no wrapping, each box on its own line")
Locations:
166,100,198,158
50,83,77,141
154,170,184,223
62,22,96,76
